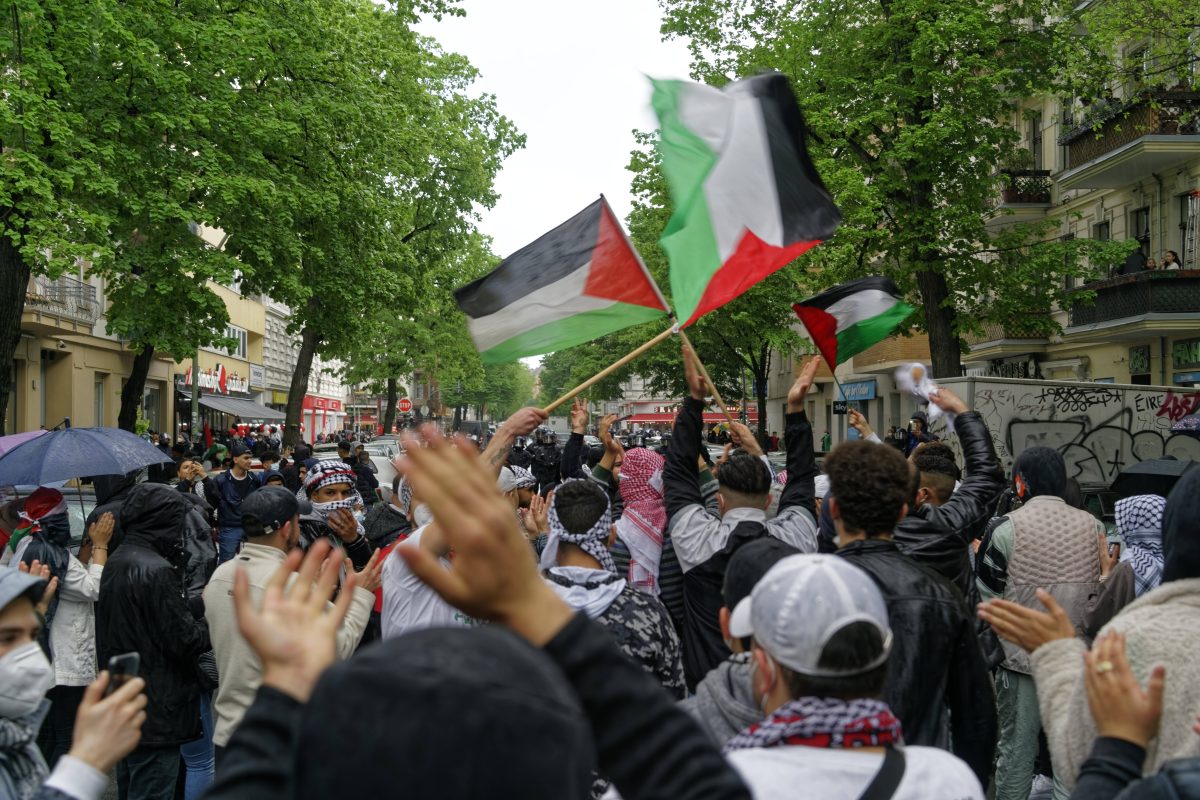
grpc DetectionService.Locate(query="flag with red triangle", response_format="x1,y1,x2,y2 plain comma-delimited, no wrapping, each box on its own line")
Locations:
454,197,670,363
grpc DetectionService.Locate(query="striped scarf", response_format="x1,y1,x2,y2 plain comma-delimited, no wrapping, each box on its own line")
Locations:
0,703,49,800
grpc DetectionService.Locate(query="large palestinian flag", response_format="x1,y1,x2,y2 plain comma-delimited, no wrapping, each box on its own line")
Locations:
454,198,670,363
652,72,841,327
792,277,916,367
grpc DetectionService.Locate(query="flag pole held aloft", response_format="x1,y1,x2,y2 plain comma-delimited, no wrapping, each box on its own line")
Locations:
541,326,678,415
675,328,736,426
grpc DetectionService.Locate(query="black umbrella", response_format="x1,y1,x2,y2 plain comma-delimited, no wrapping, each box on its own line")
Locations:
1110,457,1197,499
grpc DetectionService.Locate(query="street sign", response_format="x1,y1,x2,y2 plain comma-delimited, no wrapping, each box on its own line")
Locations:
397,398,413,413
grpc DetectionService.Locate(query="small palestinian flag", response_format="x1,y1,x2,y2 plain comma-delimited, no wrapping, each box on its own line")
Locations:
454,198,670,363
792,277,916,367
652,72,841,327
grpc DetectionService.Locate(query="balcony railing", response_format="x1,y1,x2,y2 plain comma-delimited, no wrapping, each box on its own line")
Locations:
24,275,101,326
999,169,1052,204
1058,90,1200,170
964,318,1051,347
1068,270,1200,327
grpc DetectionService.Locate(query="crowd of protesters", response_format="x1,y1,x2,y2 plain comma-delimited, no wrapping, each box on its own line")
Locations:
1,344,1199,800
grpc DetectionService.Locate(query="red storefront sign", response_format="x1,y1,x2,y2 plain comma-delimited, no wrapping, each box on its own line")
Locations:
301,396,343,412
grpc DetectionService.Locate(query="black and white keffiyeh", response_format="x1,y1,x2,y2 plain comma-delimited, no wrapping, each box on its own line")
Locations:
1116,494,1167,597
539,479,615,574
298,458,364,532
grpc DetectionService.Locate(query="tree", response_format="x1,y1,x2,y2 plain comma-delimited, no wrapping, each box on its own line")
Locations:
0,1,118,434
659,0,1136,377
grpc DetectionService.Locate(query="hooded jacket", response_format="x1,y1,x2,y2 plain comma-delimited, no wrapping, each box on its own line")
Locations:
85,470,141,551
679,654,761,747
95,483,211,746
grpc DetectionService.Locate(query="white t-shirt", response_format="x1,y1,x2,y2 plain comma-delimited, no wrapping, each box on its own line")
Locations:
726,744,983,800
380,525,474,639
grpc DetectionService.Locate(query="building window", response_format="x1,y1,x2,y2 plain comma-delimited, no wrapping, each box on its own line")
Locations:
142,385,161,432
413,383,424,401
1180,192,1195,266
94,375,106,426
1131,207,1151,259
1027,111,1043,170
225,325,248,359
1093,220,1110,241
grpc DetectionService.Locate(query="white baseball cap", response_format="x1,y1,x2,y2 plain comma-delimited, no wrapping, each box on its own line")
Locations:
728,553,892,677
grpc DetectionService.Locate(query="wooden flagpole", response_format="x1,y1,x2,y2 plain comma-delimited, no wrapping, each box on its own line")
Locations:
675,328,737,425
541,325,677,415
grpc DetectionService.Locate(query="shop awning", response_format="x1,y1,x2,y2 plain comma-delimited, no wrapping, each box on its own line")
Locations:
178,390,286,421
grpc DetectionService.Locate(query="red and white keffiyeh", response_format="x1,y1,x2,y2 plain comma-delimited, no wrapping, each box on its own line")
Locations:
615,448,667,595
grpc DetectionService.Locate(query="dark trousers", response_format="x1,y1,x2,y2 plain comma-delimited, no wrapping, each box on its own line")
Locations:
118,745,180,800
37,684,87,769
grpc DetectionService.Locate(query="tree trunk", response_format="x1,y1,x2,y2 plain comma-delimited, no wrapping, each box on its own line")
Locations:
0,228,32,436
117,344,155,432
382,376,398,434
754,368,770,443
283,325,319,449
915,269,961,378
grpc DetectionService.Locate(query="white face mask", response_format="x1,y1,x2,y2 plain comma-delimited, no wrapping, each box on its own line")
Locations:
0,641,55,719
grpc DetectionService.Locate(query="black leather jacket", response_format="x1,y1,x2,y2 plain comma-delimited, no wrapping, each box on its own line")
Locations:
95,484,211,746
892,411,1004,598
837,538,997,785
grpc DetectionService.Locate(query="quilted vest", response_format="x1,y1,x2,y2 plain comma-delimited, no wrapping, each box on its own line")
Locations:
1001,495,1102,674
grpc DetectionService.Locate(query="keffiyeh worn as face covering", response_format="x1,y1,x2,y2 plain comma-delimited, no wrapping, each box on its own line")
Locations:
615,448,666,594
298,459,364,529
1116,494,1167,597
723,697,903,753
539,480,615,574
9,488,67,554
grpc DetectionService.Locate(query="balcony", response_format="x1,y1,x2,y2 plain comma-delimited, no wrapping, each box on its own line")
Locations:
986,169,1053,229
963,318,1051,362
1066,270,1200,339
23,275,101,332
1057,90,1200,190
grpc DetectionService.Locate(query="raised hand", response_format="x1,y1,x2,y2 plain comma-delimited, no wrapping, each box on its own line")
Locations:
18,559,58,616
787,357,821,412
532,490,552,535
978,588,1076,653
88,512,115,548
683,344,707,401
397,427,573,646
233,539,357,702
350,548,383,594
929,385,969,415
67,672,148,774
569,397,589,435
598,414,618,449
848,408,874,439
502,407,550,439
1083,631,1165,748
729,421,763,457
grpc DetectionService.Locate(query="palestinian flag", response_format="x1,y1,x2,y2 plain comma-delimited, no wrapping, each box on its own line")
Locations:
652,72,841,327
454,198,670,363
792,277,916,367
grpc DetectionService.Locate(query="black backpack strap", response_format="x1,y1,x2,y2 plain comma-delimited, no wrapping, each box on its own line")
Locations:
857,746,906,800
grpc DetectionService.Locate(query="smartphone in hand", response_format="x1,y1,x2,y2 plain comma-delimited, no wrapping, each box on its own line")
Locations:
105,652,140,696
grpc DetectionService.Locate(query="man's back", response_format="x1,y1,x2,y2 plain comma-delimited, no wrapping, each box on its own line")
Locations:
727,743,983,800
838,539,996,782
585,579,686,699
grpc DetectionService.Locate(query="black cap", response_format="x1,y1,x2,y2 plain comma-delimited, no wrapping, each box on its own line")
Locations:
230,441,251,457
722,537,800,610
241,486,311,535
337,440,351,452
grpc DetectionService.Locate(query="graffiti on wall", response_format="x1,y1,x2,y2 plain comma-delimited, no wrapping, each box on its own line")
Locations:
932,383,1200,486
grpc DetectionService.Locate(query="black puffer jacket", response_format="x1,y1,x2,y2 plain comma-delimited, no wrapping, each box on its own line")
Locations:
837,539,997,786
95,483,211,746
892,411,1004,597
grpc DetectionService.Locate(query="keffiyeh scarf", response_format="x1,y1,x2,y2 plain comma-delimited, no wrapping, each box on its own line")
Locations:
1117,494,1167,597
615,448,667,594
298,459,364,532
0,702,49,800
539,480,615,574
724,697,903,753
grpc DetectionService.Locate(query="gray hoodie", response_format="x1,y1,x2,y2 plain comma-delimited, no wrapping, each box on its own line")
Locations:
678,652,761,747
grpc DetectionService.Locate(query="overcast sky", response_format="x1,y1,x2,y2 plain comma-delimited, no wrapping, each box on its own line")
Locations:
417,1,694,259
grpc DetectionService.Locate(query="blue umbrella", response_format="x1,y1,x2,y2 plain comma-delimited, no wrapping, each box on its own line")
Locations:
0,427,172,487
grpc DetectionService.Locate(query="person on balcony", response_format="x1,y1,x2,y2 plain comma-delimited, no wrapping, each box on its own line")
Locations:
1162,250,1182,270
1144,257,1158,270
